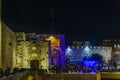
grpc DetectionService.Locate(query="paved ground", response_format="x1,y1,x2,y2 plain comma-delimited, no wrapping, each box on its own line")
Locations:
26,72,120,80
27,75,33,80
27,75,42,80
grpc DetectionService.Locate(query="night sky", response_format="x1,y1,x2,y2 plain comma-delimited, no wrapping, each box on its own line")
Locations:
2,0,120,45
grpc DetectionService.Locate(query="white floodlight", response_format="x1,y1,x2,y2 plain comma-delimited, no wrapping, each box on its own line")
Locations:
66,47,72,56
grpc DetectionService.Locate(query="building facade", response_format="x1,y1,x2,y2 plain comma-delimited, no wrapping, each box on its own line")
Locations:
0,22,16,71
66,45,112,65
16,32,50,69
0,21,1,68
73,41,90,46
44,34,65,67
103,39,120,47
16,33,65,69
103,39,120,66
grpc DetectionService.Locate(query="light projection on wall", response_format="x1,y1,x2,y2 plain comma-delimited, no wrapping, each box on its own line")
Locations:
65,46,83,65
45,35,60,47
45,34,65,66
65,46,111,66
82,60,96,67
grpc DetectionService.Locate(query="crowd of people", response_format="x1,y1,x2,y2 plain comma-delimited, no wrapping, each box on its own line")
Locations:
0,67,27,78
0,65,119,78
0,66,11,78
48,65,120,74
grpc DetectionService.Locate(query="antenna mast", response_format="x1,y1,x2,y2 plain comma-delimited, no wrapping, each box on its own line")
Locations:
50,8,54,33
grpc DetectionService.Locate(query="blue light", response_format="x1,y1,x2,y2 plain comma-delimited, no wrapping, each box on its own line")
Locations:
57,57,61,66
82,60,96,67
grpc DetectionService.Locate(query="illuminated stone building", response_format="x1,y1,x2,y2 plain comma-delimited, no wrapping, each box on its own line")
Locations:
16,33,65,69
73,41,90,46
45,34,65,67
103,39,120,67
0,21,1,68
103,39,120,47
0,22,16,71
16,32,49,69
27,33,66,67
16,32,28,68
66,42,112,65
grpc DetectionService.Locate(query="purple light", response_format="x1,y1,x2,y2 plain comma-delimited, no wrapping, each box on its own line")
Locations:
44,34,66,66
59,34,65,66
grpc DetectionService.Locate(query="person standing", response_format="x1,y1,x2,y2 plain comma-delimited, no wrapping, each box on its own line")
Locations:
0,68,3,78
4,66,10,76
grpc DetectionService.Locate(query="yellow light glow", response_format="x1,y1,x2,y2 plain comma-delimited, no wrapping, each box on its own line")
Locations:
45,35,54,41
50,35,54,40
32,54,37,57
31,54,38,60
32,47,36,51
45,35,60,47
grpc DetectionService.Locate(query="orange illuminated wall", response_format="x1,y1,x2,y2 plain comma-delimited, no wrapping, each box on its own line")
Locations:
45,34,65,66
45,35,60,47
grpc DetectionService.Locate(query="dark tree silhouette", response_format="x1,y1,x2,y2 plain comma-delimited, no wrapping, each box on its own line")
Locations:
66,58,70,65
89,53,103,62
113,60,117,70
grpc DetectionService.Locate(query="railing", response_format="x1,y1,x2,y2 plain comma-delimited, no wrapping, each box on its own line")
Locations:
0,70,30,80
101,72,120,80
43,73,101,80
2,70,120,80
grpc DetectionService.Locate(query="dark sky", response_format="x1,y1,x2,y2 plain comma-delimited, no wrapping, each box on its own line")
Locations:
2,0,120,45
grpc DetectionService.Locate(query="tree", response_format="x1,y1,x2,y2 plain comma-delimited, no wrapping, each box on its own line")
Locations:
113,60,117,70
66,58,70,65
89,53,103,63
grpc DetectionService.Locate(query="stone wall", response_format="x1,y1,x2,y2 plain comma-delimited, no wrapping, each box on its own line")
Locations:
1,22,16,71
